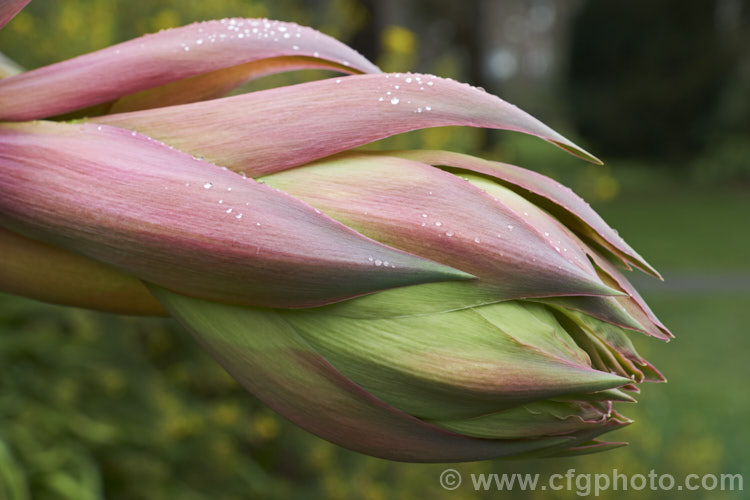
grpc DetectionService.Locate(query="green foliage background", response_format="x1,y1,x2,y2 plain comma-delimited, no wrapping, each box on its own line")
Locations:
1,1,749,499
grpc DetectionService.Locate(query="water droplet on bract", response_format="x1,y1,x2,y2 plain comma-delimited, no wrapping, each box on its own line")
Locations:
375,259,383,266
405,77,412,83
131,131,137,136
544,232,550,236
391,98,400,105
218,199,223,204
336,79,341,83
236,213,243,219
97,125,103,131
383,261,390,267
379,97,384,102
425,106,432,111
227,187,232,191
427,81,434,86
226,208,233,214
435,221,442,227
474,237,481,243
256,222,262,226
422,213,428,218
507,225,514,230
368,256,374,262
292,45,299,50
204,182,213,189
446,231,454,237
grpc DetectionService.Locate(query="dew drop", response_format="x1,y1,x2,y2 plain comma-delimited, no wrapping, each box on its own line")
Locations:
390,98,400,105
507,224,514,230
435,221,442,227
226,208,233,214
375,259,383,266
474,237,481,243
203,182,213,189
446,231,454,237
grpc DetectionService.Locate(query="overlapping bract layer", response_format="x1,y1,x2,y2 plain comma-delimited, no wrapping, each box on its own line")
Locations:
0,10,669,462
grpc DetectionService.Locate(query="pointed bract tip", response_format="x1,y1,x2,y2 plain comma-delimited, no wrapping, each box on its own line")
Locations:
549,140,603,166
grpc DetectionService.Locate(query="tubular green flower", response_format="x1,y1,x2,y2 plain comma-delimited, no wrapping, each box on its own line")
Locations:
0,13,669,462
